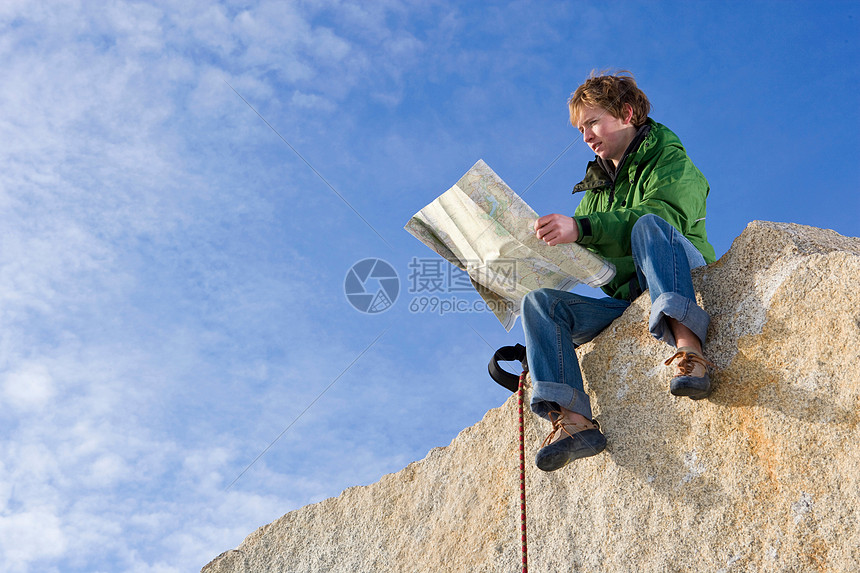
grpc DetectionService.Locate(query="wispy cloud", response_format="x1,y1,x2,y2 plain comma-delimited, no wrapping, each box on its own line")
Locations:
0,2,438,571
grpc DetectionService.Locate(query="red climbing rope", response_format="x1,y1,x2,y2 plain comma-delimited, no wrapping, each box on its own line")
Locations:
518,372,528,572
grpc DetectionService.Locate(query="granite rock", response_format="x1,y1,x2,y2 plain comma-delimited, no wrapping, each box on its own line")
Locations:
203,221,860,573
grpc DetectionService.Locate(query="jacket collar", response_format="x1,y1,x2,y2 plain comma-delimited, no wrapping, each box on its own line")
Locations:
573,120,653,194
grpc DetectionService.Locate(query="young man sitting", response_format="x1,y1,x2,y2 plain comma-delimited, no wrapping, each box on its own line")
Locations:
525,71,717,472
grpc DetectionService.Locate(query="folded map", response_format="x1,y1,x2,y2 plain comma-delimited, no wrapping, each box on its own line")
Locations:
404,160,615,330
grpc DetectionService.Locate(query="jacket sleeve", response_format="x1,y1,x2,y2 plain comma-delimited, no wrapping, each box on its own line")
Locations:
574,144,708,257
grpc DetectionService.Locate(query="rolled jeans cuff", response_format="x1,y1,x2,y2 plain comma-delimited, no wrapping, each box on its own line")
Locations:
531,379,593,421
649,292,710,348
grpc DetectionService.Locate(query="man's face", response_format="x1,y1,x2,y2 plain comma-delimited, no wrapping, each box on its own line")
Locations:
574,105,635,166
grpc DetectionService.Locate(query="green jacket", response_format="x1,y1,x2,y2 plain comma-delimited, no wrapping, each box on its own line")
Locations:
573,119,716,300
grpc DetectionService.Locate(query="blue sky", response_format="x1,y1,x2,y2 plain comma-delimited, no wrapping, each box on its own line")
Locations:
0,1,857,571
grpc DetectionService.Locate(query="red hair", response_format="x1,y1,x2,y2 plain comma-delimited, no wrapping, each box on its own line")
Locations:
568,70,651,127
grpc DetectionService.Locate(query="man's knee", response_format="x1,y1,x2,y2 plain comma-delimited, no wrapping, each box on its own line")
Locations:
522,288,554,313
632,213,665,238
631,214,673,252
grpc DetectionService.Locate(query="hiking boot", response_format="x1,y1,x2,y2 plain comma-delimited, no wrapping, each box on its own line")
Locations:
665,346,715,400
535,411,606,472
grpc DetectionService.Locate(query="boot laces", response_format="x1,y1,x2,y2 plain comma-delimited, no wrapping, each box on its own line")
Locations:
540,411,599,449
664,349,715,377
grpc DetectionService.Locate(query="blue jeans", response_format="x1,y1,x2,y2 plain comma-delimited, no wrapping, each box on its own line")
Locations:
522,214,709,421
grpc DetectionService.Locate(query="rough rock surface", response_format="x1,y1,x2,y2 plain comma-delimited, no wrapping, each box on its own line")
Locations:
203,221,860,573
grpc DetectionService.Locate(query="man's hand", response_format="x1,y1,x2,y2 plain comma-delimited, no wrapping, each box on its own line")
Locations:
534,214,579,246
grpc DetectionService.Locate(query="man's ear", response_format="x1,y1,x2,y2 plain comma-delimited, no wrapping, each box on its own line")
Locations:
623,103,634,124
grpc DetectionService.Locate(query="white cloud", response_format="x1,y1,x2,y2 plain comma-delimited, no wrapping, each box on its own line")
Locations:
291,89,336,110
0,510,68,570
0,1,492,571
2,363,55,410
